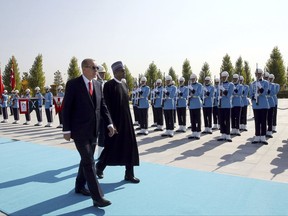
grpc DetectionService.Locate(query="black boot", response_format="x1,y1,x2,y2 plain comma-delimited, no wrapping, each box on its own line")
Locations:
124,166,140,183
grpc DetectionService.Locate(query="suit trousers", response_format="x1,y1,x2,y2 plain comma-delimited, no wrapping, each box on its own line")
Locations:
74,138,102,201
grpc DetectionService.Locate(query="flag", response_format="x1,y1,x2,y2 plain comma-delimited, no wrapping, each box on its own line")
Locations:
53,96,64,114
0,66,4,97
10,62,16,90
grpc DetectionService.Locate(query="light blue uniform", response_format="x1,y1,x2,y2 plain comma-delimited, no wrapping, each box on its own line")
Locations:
154,86,164,108
218,82,234,108
241,85,250,107
1,94,8,107
188,83,203,109
35,92,43,107
176,85,188,108
11,94,19,108
163,85,177,110
267,82,276,108
232,83,243,107
138,85,150,109
202,85,214,108
44,91,53,109
249,80,269,109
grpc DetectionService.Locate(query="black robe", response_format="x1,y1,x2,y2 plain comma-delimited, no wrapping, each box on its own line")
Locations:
99,79,139,166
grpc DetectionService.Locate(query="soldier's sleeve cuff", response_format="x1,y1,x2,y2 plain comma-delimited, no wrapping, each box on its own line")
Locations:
63,131,71,134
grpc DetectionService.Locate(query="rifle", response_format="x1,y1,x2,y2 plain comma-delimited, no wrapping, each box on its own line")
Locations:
254,63,262,105
187,80,193,107
151,82,156,106
218,81,225,108
202,85,207,106
161,82,166,107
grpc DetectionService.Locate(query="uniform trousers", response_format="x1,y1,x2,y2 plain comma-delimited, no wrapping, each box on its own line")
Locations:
45,108,53,123
219,108,231,134
176,107,186,126
58,111,63,125
272,105,277,127
240,106,247,125
25,111,31,122
189,109,201,132
212,106,219,125
203,107,212,128
164,109,174,130
267,107,274,131
2,107,8,120
35,107,43,122
151,105,157,124
231,106,241,129
253,109,268,136
133,106,139,123
138,108,148,129
154,107,164,125
74,138,102,201
13,108,19,121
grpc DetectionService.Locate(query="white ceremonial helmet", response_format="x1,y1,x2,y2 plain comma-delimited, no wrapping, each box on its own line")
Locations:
26,88,30,93
165,75,172,81
264,72,270,78
239,76,244,81
3,90,7,94
57,85,63,90
178,77,185,82
221,71,229,77
140,76,147,82
190,74,197,79
15,90,19,94
44,85,51,90
255,68,263,74
35,86,40,91
269,74,275,80
205,76,211,81
214,78,220,83
97,65,106,73
156,79,162,84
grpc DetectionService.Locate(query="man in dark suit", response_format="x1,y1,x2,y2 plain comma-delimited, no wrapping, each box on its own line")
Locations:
62,58,115,208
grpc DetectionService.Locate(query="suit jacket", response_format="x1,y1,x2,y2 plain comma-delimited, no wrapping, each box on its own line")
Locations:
62,76,112,140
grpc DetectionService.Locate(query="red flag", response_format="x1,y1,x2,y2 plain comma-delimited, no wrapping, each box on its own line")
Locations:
0,67,4,97
10,62,16,90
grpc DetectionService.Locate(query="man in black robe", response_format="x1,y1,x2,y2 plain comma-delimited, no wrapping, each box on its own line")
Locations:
96,61,140,183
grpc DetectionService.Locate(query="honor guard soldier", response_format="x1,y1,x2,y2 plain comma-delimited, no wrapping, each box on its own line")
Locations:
137,76,150,135
131,82,140,127
239,76,249,131
175,77,188,132
269,74,279,133
249,68,269,144
23,89,31,125
56,85,65,128
217,71,234,142
263,72,275,138
161,75,176,137
44,85,54,127
212,78,220,130
230,74,243,136
153,79,164,131
171,80,177,127
202,76,214,134
34,87,44,126
150,82,158,127
11,90,20,124
187,74,203,139
1,90,9,123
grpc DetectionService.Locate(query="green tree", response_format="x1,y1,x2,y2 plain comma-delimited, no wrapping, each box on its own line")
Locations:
67,56,81,81
243,61,252,84
182,58,192,85
168,67,178,84
124,65,134,92
220,54,234,81
198,62,211,84
102,62,112,80
2,56,21,92
265,46,286,88
157,69,163,81
234,56,244,76
21,72,29,95
144,62,158,88
28,54,46,95
54,70,65,88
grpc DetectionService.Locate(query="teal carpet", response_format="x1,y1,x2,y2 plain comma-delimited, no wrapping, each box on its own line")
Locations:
1,138,288,215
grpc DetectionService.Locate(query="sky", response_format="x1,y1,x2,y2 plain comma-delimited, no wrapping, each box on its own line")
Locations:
0,0,288,85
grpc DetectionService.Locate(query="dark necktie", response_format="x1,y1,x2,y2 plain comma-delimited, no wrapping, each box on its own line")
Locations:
88,82,93,96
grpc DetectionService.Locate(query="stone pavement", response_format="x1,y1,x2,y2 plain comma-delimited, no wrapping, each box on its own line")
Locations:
0,99,287,185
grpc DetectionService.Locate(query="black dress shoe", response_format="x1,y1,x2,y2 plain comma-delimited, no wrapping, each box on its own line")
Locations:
93,198,112,207
75,188,91,196
96,169,104,179
124,175,140,183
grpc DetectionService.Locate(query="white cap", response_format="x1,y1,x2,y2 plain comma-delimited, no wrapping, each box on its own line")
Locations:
205,76,211,81
190,74,197,79
264,72,270,78
165,75,172,81
97,65,106,73
35,86,40,91
178,77,185,82
214,78,220,82
255,68,263,74
3,90,7,94
221,71,229,77
140,76,147,82
44,85,51,89
269,74,275,79
239,76,244,81
156,79,162,84
57,85,63,90
233,74,239,79
15,90,19,93
26,89,30,92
